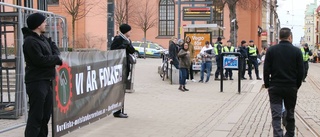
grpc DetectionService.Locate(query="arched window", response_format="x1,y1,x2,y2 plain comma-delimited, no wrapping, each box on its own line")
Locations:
159,0,175,36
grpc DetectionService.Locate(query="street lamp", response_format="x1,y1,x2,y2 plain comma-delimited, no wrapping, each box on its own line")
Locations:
231,19,236,47
269,25,274,45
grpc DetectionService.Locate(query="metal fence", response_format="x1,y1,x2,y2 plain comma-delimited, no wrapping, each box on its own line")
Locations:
0,2,68,133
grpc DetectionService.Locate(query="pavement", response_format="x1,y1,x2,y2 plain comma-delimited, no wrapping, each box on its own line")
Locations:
1,58,320,137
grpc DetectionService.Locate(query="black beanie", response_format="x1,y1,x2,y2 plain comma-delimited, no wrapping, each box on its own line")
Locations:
241,40,246,44
119,24,131,34
27,13,46,30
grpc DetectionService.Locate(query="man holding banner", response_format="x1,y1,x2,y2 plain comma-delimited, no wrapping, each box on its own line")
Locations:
110,24,135,118
22,13,63,137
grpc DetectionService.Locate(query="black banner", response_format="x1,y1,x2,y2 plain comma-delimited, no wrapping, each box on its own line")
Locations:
53,50,127,137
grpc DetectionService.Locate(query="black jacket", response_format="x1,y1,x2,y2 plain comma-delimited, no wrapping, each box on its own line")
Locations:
238,46,248,58
110,35,135,60
110,35,135,77
22,27,62,83
169,42,179,68
263,41,304,89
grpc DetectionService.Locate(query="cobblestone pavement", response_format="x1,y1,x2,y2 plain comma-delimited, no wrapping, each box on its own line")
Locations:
1,59,319,137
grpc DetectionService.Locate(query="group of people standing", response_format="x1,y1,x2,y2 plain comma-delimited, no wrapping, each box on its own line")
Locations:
168,35,265,92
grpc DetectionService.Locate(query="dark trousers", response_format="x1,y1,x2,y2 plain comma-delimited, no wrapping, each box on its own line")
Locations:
179,68,188,85
115,63,131,115
224,69,233,78
268,86,298,137
187,62,194,80
25,80,53,137
248,57,260,78
240,58,246,78
303,61,309,80
215,57,223,78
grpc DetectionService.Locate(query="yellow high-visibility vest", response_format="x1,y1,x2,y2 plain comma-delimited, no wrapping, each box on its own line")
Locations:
223,46,235,52
248,46,257,56
301,48,309,62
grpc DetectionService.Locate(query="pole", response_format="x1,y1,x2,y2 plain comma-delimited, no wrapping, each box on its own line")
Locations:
238,55,241,94
178,0,181,39
234,21,236,47
220,53,223,92
125,0,128,23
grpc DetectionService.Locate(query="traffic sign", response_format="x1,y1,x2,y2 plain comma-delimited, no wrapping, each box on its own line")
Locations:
223,56,238,69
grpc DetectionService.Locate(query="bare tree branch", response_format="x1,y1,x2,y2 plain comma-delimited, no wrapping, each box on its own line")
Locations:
61,0,98,49
131,0,157,42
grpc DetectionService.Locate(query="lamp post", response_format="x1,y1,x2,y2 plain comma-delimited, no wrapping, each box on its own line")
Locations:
269,25,274,45
231,19,236,47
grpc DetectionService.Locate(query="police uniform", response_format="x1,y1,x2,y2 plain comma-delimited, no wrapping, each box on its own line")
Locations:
222,45,235,80
214,40,225,80
247,40,261,80
301,44,312,82
238,40,248,79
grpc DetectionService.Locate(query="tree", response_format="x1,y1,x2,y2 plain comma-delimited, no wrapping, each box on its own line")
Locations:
131,0,157,42
113,0,136,27
61,0,96,49
216,0,266,45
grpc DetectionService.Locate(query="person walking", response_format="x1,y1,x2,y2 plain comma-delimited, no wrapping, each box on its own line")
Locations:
222,40,236,80
238,40,248,80
178,43,191,91
214,37,227,80
22,13,63,137
185,36,196,82
199,41,213,83
169,37,179,69
110,24,135,118
300,43,312,82
264,27,304,137
247,40,262,80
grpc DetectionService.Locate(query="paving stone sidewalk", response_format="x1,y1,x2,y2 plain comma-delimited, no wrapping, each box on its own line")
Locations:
1,59,319,137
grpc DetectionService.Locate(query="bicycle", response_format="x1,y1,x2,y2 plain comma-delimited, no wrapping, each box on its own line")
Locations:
160,52,170,81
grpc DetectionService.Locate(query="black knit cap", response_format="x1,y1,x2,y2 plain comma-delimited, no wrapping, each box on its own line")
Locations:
27,13,46,30
119,24,131,34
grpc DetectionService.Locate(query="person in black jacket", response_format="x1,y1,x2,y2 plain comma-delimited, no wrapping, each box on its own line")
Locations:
238,40,248,80
22,13,63,137
169,37,179,69
110,24,135,118
263,27,304,137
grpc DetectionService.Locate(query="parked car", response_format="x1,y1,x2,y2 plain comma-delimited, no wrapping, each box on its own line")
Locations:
132,41,167,58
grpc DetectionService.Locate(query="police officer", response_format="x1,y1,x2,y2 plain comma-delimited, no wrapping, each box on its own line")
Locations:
301,43,312,82
239,40,248,80
247,40,262,80
214,37,227,80
222,40,235,80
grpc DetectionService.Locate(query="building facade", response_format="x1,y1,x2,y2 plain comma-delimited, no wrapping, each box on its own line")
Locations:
304,0,317,50
3,0,265,51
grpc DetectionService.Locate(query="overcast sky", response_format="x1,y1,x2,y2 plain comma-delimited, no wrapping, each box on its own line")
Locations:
277,0,318,44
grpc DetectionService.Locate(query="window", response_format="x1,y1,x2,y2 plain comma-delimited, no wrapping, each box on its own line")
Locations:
149,44,158,49
47,0,59,5
159,0,175,36
141,43,148,48
132,42,141,47
206,0,224,37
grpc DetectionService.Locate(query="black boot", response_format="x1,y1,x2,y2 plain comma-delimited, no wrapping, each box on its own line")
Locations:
183,86,189,91
178,85,185,92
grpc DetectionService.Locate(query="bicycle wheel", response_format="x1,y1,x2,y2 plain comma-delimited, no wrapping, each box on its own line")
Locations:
162,63,167,81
